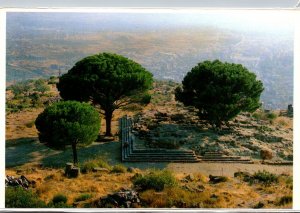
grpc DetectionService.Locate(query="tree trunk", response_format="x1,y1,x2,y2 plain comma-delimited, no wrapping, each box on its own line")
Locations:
105,111,113,136
71,141,78,165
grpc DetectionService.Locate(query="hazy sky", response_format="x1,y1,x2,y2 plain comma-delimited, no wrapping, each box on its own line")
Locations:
7,10,295,36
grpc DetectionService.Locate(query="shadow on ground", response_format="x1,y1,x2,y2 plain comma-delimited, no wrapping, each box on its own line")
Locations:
6,137,168,170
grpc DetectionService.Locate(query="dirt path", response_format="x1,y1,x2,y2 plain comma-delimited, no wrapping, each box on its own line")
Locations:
167,162,292,177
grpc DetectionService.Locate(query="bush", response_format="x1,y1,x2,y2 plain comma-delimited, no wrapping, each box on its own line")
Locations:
52,194,67,204
111,164,127,173
5,187,47,208
47,201,72,208
81,161,98,173
133,170,177,191
140,93,151,105
252,111,277,121
252,170,278,185
75,194,93,202
81,158,111,173
278,195,292,206
266,112,277,120
260,149,273,162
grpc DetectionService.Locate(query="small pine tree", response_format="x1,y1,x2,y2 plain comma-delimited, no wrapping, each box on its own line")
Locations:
35,101,100,164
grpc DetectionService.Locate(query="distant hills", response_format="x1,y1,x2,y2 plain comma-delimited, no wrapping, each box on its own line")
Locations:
6,13,293,109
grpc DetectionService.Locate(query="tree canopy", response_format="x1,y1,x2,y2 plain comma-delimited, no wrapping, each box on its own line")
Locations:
35,100,100,164
57,52,153,136
175,60,264,128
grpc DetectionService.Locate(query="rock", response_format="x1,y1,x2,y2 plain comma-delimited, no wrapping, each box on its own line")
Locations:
185,174,195,182
181,178,189,183
234,171,252,182
197,185,205,192
69,167,80,178
5,175,32,189
65,163,74,175
127,167,135,173
97,189,140,208
92,167,110,173
209,175,228,184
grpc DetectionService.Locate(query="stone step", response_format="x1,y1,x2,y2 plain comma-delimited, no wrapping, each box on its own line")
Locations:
200,160,254,164
201,156,242,160
132,149,194,154
200,158,252,162
204,152,224,154
123,158,201,162
126,155,198,159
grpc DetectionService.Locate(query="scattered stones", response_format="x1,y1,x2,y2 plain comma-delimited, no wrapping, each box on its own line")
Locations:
96,189,140,208
5,175,33,189
185,174,195,182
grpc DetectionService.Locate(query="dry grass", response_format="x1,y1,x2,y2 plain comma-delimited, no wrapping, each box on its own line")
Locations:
5,167,293,208
274,117,293,128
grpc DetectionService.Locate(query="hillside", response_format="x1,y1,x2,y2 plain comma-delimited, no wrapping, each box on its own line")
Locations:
5,79,293,208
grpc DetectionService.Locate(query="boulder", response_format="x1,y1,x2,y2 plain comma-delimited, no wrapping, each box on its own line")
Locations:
97,189,140,208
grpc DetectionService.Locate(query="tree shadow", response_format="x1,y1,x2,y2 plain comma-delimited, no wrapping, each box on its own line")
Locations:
6,137,174,170
6,137,54,168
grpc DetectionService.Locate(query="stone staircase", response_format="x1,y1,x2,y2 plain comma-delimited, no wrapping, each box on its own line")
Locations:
119,116,200,162
199,151,253,164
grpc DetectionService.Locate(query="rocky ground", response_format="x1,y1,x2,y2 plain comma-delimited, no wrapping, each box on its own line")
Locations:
132,81,293,163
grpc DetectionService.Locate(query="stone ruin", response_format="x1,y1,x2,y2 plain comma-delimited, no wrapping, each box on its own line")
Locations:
5,175,35,189
287,104,293,117
65,163,80,178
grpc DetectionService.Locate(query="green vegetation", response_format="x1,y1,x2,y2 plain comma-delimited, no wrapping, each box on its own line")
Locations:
252,110,277,121
6,78,52,113
252,170,278,185
57,52,153,136
132,170,177,191
277,195,292,206
111,164,127,173
35,101,101,164
81,158,111,173
75,194,93,202
5,187,47,208
175,60,264,128
52,194,68,204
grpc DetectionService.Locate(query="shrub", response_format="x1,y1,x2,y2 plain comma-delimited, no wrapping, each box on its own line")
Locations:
253,201,264,209
260,149,273,162
111,164,127,173
278,195,292,206
5,187,47,208
52,194,67,204
140,93,151,105
133,170,177,191
81,161,98,173
81,158,111,173
252,170,278,185
266,112,277,120
75,194,93,202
